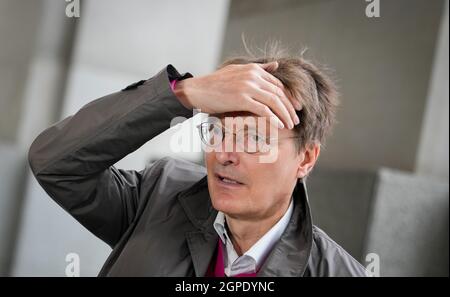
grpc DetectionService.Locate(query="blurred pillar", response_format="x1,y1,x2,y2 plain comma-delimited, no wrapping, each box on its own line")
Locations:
416,1,449,181
0,0,76,276
11,0,230,276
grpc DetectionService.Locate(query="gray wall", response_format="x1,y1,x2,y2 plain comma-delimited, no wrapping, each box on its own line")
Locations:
0,1,42,142
364,169,449,276
0,145,26,276
221,0,445,173
307,168,377,260
0,0,72,276
308,168,449,276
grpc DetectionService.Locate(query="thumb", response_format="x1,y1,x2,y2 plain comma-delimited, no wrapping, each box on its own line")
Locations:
260,61,279,72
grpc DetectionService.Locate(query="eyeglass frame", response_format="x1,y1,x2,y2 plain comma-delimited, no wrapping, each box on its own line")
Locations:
196,120,302,154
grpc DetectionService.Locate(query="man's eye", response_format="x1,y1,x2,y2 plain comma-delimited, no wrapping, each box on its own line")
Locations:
212,126,222,135
249,134,264,143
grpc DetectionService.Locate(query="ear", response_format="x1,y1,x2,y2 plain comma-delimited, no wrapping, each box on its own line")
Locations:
296,143,321,178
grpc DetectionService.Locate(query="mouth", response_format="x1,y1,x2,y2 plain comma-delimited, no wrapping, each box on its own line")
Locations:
214,173,245,186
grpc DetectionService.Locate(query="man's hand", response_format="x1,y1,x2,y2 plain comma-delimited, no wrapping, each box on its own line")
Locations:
174,62,301,129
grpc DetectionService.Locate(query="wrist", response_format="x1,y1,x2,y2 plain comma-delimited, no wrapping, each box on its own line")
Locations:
174,78,195,109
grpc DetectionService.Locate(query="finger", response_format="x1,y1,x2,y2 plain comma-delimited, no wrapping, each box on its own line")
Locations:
243,98,284,129
258,72,302,112
259,61,279,72
283,89,302,111
281,95,300,126
288,94,303,112
257,77,300,125
258,66,283,88
250,87,295,129
256,64,303,111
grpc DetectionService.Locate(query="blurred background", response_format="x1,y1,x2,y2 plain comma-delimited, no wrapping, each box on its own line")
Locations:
0,0,448,277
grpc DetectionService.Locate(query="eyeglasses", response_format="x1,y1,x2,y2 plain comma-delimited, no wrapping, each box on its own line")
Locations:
197,120,301,154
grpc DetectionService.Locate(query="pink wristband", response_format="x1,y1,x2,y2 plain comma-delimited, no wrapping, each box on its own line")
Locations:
170,79,177,91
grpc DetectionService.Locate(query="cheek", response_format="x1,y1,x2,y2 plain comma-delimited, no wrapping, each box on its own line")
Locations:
204,153,214,180
248,159,298,195
205,152,213,163
204,152,215,171
247,163,280,192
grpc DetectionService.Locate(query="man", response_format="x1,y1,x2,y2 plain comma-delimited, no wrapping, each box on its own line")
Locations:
28,46,366,276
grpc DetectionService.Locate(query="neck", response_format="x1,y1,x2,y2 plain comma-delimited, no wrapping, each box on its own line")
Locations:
225,198,291,256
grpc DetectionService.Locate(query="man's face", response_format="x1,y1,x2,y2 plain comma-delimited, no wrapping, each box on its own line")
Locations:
205,113,302,220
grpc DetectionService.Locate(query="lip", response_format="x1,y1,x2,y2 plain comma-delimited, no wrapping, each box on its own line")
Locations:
214,173,245,188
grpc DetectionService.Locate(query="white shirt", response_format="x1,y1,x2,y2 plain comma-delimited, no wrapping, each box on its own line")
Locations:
213,199,294,276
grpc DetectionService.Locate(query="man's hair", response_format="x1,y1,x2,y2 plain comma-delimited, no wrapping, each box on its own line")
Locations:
219,41,339,152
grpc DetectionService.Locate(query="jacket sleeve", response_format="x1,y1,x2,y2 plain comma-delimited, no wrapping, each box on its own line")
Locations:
28,64,193,247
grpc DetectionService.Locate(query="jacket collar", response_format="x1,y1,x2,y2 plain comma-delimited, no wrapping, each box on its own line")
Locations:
178,177,313,277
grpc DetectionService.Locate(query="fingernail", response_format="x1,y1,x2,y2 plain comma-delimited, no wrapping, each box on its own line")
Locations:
295,102,302,110
294,115,300,125
278,120,284,129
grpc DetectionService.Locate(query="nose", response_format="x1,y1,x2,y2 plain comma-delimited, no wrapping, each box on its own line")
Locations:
215,133,240,166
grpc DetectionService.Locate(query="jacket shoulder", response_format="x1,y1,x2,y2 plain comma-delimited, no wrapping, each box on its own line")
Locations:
308,225,367,277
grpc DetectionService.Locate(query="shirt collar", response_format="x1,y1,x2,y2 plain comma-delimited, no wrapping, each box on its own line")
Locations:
213,198,294,271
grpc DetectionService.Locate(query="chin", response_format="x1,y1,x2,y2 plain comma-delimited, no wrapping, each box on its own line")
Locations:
210,190,245,214
207,175,249,212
